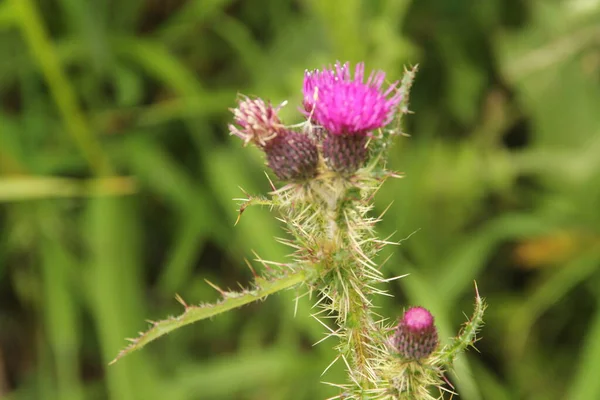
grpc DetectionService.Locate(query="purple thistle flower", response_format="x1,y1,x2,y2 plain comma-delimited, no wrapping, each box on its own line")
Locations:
229,95,318,181
393,307,439,360
302,62,402,136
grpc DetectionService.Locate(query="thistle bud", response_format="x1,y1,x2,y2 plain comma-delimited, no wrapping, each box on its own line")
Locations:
264,130,319,181
322,133,368,174
229,96,284,148
229,95,318,181
393,307,439,360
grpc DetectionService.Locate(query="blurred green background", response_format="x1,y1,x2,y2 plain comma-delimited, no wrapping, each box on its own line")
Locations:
1,0,600,399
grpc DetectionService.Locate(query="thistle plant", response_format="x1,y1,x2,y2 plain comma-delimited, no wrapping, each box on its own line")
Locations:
111,62,486,399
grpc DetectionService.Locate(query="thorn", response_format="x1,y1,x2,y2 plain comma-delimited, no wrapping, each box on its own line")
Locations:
321,355,341,376
237,185,250,196
340,355,361,388
377,253,394,271
387,171,405,179
233,199,250,226
174,293,188,308
252,250,286,271
377,201,394,220
474,280,481,300
442,374,455,390
381,273,409,282
244,258,258,278
294,294,300,318
204,279,226,297
264,171,277,191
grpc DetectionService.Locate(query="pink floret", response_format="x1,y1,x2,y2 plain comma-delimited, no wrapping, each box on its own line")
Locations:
403,307,434,331
302,62,402,135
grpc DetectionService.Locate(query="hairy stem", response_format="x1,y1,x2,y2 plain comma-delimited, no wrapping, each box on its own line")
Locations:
317,176,381,391
345,283,377,388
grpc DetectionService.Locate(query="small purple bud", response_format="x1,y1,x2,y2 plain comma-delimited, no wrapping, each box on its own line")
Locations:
229,95,318,181
264,130,319,181
393,307,439,360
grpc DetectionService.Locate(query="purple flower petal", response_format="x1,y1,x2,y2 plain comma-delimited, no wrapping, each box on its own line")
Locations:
302,61,402,135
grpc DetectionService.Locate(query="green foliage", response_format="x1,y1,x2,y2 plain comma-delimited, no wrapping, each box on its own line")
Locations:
1,0,600,399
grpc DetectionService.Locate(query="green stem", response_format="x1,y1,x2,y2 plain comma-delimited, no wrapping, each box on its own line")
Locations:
318,177,379,390
345,285,377,389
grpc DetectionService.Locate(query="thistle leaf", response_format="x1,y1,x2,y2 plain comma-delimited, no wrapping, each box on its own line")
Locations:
110,270,307,364
436,282,487,367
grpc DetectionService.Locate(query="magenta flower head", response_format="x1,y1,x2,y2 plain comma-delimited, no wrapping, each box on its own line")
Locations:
229,95,318,181
303,62,401,136
392,307,439,361
302,62,401,174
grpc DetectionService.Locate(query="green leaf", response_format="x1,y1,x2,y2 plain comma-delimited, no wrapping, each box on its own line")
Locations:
110,270,307,364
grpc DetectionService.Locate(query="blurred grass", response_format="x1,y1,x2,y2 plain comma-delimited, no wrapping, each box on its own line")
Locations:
1,0,600,399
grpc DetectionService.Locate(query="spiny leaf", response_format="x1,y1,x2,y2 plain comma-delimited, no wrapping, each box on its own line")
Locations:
234,191,274,225
435,282,487,367
398,65,418,117
109,270,307,365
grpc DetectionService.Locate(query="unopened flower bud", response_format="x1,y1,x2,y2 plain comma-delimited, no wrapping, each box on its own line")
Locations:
229,95,318,181
264,130,319,181
229,96,284,147
393,307,439,360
